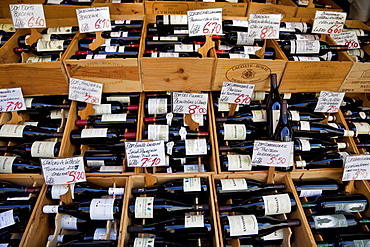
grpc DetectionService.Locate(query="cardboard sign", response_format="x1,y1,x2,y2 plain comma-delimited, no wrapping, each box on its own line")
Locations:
41,157,86,185
76,7,111,33
312,11,347,34
187,8,223,37
251,140,293,168
172,92,208,114
69,78,103,105
330,30,360,49
220,82,255,105
125,141,166,167
0,88,26,112
10,4,46,29
248,14,281,39
314,91,345,113
342,155,370,181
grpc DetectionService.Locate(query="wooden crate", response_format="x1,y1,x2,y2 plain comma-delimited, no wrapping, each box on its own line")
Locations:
293,0,343,18
246,0,297,18
92,0,145,17
195,0,248,17
144,1,197,15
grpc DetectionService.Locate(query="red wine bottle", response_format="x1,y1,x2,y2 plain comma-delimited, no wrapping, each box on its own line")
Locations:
0,125,63,140
266,73,281,138
0,141,61,158
70,128,136,144
75,114,137,128
0,156,41,173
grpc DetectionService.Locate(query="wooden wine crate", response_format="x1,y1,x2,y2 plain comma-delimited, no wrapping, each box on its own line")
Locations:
122,174,221,247
195,0,248,17
92,0,145,17
293,0,343,18
144,1,197,15
246,0,297,18
213,172,316,247
338,20,370,93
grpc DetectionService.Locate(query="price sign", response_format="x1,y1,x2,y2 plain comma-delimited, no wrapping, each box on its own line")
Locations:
172,92,208,114
219,82,255,105
76,7,111,33
330,30,360,49
342,155,370,181
187,8,223,37
251,140,293,168
248,14,281,39
125,141,166,167
314,91,345,113
312,11,347,34
41,157,86,185
0,88,26,112
9,4,46,29
68,78,103,105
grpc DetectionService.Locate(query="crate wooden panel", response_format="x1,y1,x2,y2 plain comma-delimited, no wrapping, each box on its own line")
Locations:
294,0,343,18
195,1,248,17
144,1,196,15
0,29,69,96
92,1,145,16
246,0,297,18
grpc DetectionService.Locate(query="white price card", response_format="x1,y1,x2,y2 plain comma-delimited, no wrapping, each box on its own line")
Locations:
68,78,103,105
248,13,281,40
342,155,370,181
0,88,26,112
10,4,46,29
219,82,255,105
251,140,293,168
172,92,208,114
314,91,345,113
187,8,223,37
312,11,347,34
41,156,86,185
125,141,166,167
330,30,360,49
76,7,111,33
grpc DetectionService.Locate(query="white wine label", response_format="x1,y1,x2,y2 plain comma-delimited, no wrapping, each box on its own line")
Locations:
353,122,370,134
108,187,124,195
299,189,323,197
184,164,205,173
220,178,248,191
101,113,127,122
337,142,347,149
228,215,258,236
170,15,187,25
106,96,130,103
223,124,246,140
295,160,306,168
313,214,348,229
179,127,187,140
148,98,168,115
334,202,367,213
43,205,59,214
298,139,311,151
93,104,112,114
185,214,204,228
252,109,267,122
7,197,31,200
133,238,155,247
290,110,300,121
243,46,262,55
81,128,108,138
0,124,25,138
263,193,292,215
135,197,154,218
262,229,284,240
31,141,57,157
283,93,291,99
272,110,280,134
0,156,15,174
343,130,356,137
185,139,207,155
252,91,265,101
89,198,115,220
292,40,320,54
86,160,105,167
236,32,249,45
183,177,201,192
227,155,252,171
174,28,189,34
295,34,320,40
175,44,194,52
293,56,321,61
25,98,33,108
60,215,78,230
229,54,249,59
105,46,117,52
354,240,370,247
51,184,69,199
36,40,64,51
148,124,169,142
26,56,52,63
299,121,310,131
93,228,117,240
166,141,174,155
158,52,179,57
183,114,204,126
99,166,122,172
218,98,239,112
0,210,15,230
47,27,73,34
40,34,51,41
166,113,173,125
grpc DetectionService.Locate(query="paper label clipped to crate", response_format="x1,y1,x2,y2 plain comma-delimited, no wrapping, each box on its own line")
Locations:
41,156,86,185
10,4,46,29
0,88,26,112
312,11,347,34
69,78,103,105
251,140,293,168
187,8,223,37
248,14,281,40
172,92,208,114
76,7,111,33
342,155,370,181
330,30,360,49
220,82,255,105
125,141,166,167
314,91,345,113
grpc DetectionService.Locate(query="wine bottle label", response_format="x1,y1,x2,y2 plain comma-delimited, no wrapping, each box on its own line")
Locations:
353,122,370,134
282,93,291,99
272,109,280,134
0,24,14,32
185,139,208,155
174,28,189,34
135,197,154,218
298,138,311,151
26,56,53,63
0,156,15,174
297,0,309,5
299,190,322,197
158,52,179,57
101,113,127,122
263,193,292,215
185,214,204,228
218,98,240,112
110,31,121,37
220,44,233,51
105,46,117,52
40,34,51,42
244,46,262,54
93,104,112,114
290,40,320,54
90,198,115,220
99,166,122,172
343,130,356,137
51,109,69,119
81,128,108,138
220,178,248,191
261,229,284,240
227,215,258,236
170,15,187,25
289,110,300,121
93,54,107,59
60,215,77,230
24,121,39,126
24,98,33,108
86,160,105,167
251,91,265,101
183,114,204,126
354,240,370,247
31,141,57,157
334,202,367,213
229,54,249,59
184,164,205,173
179,127,187,140
36,40,64,51
252,109,267,122
312,214,348,229
108,187,124,195
348,49,365,58
48,235,63,243
106,96,130,103
321,51,333,61
223,124,246,140
236,32,249,45
51,184,69,199
292,56,321,61
133,238,155,247
0,244,9,247
148,98,168,115
327,123,340,129
299,121,310,131
166,141,174,155
295,34,320,40
148,124,169,142
231,20,248,27
42,205,59,213
47,27,73,34
153,36,178,41
175,44,194,52
284,22,307,33
93,228,117,240
295,160,306,168
183,177,201,192
0,124,25,138
0,210,15,230
7,197,31,200
227,155,252,171
167,167,173,173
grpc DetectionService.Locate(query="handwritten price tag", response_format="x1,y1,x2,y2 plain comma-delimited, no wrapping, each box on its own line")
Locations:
187,8,223,37
10,4,46,29
0,88,26,112
342,155,370,181
172,92,208,114
330,30,360,49
312,11,346,34
76,7,111,33
125,141,166,167
41,157,86,185
68,78,103,105
220,82,255,105
314,91,345,113
248,14,281,40
251,140,293,168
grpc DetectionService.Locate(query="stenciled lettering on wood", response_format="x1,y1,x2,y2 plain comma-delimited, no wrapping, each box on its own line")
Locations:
225,63,271,84
256,7,286,17
153,3,190,15
67,62,138,79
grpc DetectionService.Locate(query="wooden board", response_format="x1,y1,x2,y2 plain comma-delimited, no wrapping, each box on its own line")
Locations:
92,2,145,16
195,1,248,17
246,0,297,18
294,0,343,18
144,1,197,15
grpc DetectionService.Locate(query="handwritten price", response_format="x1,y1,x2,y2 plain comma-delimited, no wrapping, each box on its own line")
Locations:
345,41,359,49
327,24,343,34
141,157,161,167
202,21,222,35
85,94,100,104
260,28,277,39
27,16,45,28
6,101,23,112
234,94,251,104
95,18,110,29
327,105,339,113
188,105,207,114
352,170,368,180
267,157,287,165
67,171,85,183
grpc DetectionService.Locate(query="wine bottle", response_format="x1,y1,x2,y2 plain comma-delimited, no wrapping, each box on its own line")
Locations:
294,0,309,7
295,152,349,169
218,123,267,141
84,150,123,169
144,113,207,127
294,179,341,197
24,97,70,110
294,138,348,153
288,52,338,61
291,122,356,138
71,53,139,59
13,40,71,56
77,102,139,115
144,98,172,115
346,122,370,135
280,34,321,40
18,33,75,47
144,125,209,141
0,156,41,173
274,100,293,142
41,26,79,35
313,0,332,8
218,141,254,154
211,32,263,46
215,178,286,195
289,111,335,122
127,237,188,247
156,15,188,26
266,73,281,138
143,51,202,58
0,125,63,140
334,233,370,247
307,214,370,233
48,228,117,243
316,241,335,247
279,40,348,56
165,140,211,157
54,215,110,231
75,114,137,128
215,109,267,123
220,154,253,171
280,22,312,33
0,141,61,158
69,128,136,144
